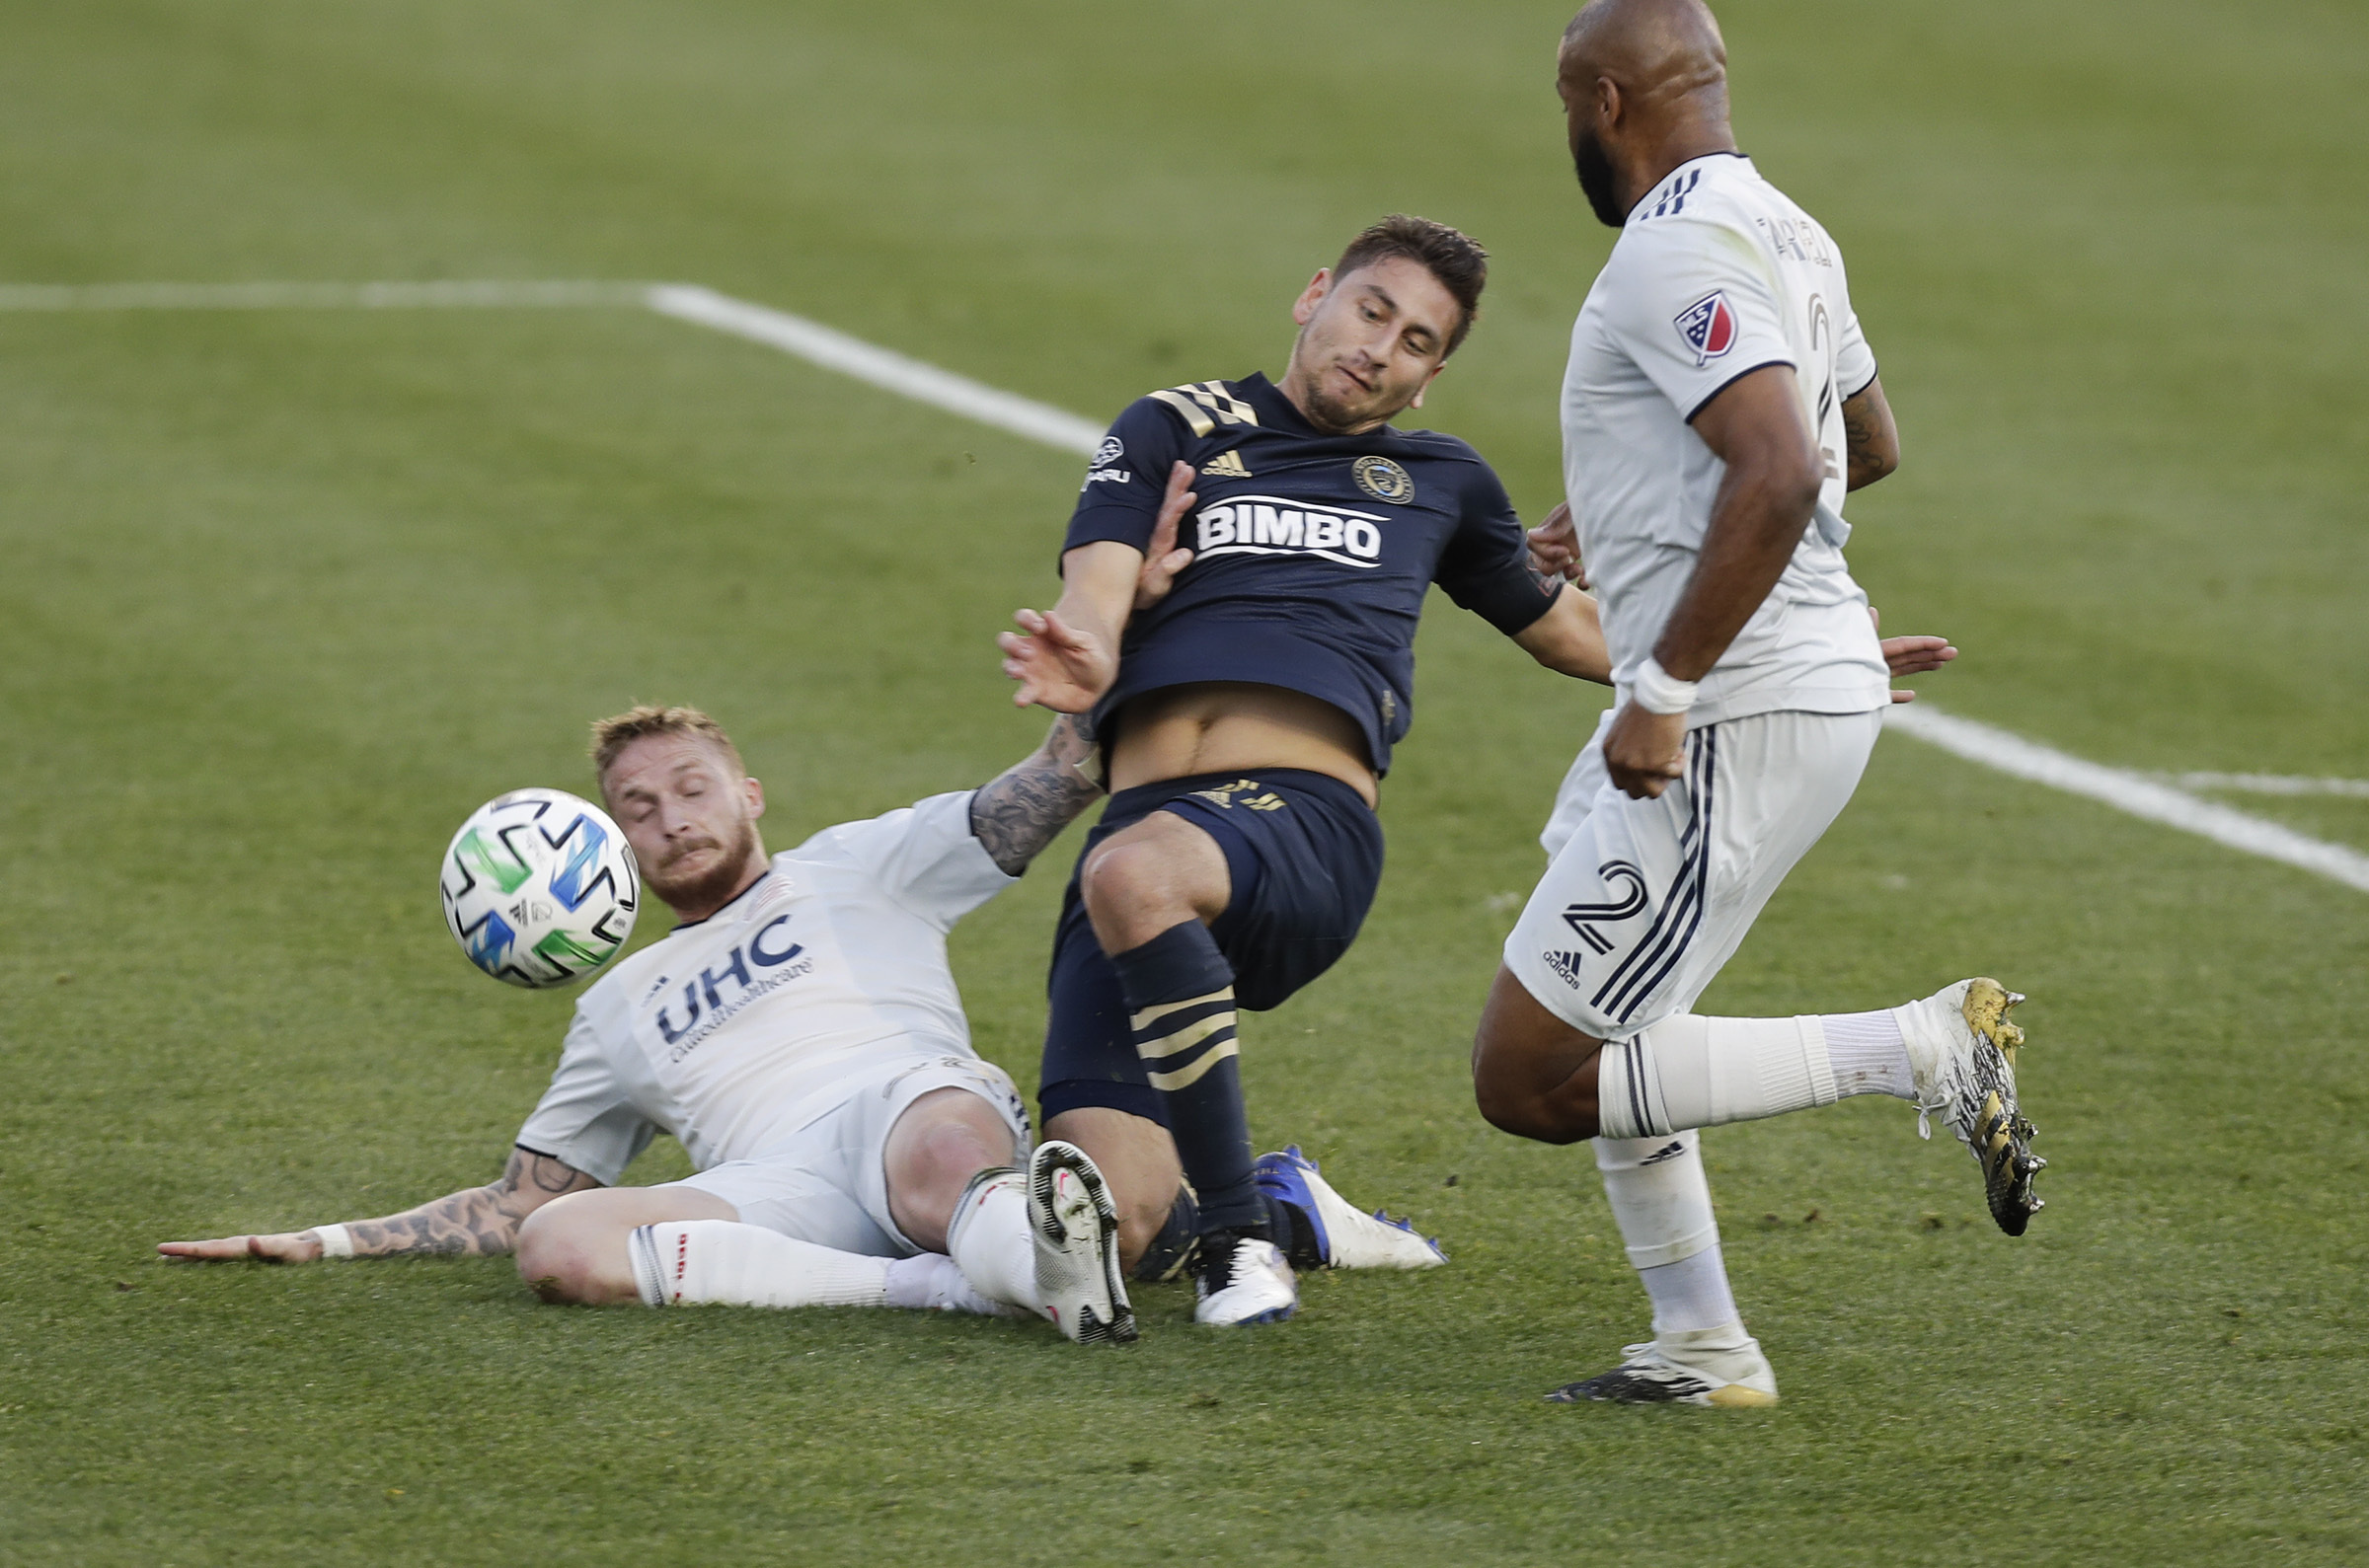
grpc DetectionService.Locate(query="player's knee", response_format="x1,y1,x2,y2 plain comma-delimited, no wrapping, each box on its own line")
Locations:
1472,1054,1592,1146
514,1207,607,1305
1080,840,1188,946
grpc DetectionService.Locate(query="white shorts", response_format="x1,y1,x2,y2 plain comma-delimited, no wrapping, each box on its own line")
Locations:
1507,708,1883,1039
667,1054,1030,1257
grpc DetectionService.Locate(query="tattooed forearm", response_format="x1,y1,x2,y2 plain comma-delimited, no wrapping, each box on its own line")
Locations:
335,1147,598,1258
970,712,1106,876
1840,380,1899,491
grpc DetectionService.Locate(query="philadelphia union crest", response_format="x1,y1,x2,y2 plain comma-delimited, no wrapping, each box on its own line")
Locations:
1352,455,1414,504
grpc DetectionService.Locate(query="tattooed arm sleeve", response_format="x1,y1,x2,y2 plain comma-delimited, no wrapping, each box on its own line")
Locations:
967,711,1106,877
337,1146,601,1258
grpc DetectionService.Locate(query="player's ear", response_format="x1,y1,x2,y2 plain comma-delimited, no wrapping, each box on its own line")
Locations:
743,777,766,820
1291,268,1333,327
1409,361,1447,410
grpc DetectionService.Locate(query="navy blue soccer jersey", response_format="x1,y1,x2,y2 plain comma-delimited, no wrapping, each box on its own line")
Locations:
1063,372,1559,774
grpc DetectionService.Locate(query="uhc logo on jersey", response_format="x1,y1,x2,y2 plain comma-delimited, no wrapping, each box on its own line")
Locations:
1673,290,1738,367
1195,495,1385,568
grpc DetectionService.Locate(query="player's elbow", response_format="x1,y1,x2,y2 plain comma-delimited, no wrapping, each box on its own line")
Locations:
1851,447,1899,490
1770,447,1824,518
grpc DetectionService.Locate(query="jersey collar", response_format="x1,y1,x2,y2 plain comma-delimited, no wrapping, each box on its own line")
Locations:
1624,149,1755,226
1235,371,1310,433
1239,369,1409,445
668,867,773,933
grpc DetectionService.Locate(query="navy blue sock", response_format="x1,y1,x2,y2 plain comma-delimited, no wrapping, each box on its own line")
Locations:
1131,1189,1201,1283
1108,921,1266,1237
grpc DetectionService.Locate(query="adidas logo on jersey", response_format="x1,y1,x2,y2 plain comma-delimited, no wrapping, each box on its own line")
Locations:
1194,495,1384,568
1200,450,1252,479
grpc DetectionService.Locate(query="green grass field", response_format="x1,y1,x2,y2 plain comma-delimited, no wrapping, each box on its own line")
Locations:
3,2,2365,1562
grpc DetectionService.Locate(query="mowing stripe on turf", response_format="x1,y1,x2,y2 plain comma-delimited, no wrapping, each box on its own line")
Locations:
1886,705,2369,893
0,280,649,310
6,277,2361,892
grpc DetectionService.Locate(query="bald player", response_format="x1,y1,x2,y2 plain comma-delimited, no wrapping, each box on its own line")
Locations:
1471,0,2046,1407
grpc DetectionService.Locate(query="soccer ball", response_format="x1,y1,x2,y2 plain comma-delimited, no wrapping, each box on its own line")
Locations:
439,788,640,988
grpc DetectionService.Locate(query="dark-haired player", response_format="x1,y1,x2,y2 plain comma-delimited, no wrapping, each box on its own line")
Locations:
999,216,1616,1324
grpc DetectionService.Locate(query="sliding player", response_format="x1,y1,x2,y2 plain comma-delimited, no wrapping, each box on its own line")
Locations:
1001,216,1618,1324
1470,0,2043,1406
162,705,1140,1340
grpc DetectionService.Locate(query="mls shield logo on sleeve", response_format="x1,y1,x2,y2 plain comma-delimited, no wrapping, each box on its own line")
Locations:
1673,290,1737,367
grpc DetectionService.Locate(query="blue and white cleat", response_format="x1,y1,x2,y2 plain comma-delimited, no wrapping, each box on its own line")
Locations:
1254,1146,1448,1270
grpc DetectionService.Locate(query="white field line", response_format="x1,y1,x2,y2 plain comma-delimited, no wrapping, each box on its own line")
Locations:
6,276,2362,892
643,283,1105,456
1886,705,2369,893
2167,772,2369,798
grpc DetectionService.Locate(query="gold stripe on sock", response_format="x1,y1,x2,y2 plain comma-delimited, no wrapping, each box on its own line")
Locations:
1133,1010,1237,1061
1129,989,1233,1033
1146,1038,1240,1091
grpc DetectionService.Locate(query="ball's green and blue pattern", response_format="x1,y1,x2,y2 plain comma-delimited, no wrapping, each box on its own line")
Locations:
438,788,639,988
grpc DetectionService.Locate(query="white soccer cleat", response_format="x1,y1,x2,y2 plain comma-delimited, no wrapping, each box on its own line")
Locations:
1027,1140,1136,1345
1895,977,2046,1235
1253,1146,1446,1269
1545,1329,1779,1408
1192,1232,1298,1326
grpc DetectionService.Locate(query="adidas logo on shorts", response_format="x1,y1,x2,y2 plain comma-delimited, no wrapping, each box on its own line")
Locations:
1542,950,1587,989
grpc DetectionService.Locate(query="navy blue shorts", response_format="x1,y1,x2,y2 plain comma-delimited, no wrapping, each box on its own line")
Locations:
1038,770,1385,1128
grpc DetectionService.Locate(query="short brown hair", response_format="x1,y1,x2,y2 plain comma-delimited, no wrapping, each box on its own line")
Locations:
1333,215,1490,354
589,705,744,782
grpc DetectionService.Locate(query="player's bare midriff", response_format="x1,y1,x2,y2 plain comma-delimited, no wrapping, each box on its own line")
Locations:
1107,681,1378,807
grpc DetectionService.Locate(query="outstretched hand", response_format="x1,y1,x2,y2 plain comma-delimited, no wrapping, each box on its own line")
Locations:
998,608,1112,713
1872,608,1957,704
1527,501,1587,587
158,1231,325,1263
1133,462,1197,611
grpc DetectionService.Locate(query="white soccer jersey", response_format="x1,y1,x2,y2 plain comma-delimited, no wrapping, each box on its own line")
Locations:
514,790,1016,1183
1562,152,1889,725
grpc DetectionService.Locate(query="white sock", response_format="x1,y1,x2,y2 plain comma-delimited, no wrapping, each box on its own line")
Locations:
943,1168,1041,1316
1598,1009,1910,1138
881,1252,1009,1316
1592,1132,1742,1336
1823,1008,1912,1098
629,1221,889,1309
1637,1248,1743,1337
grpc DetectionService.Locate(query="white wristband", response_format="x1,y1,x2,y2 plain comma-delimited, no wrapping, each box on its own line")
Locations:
1630,656,1699,716
312,1223,354,1260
